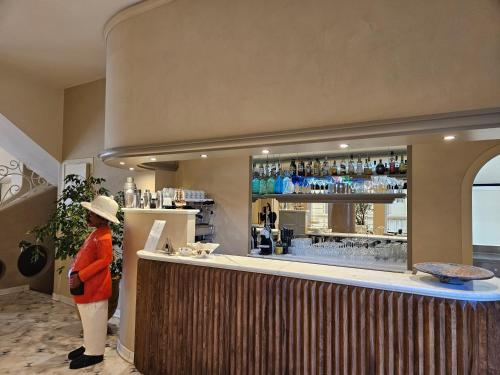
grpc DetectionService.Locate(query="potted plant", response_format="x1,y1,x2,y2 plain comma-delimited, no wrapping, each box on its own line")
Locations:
27,174,124,320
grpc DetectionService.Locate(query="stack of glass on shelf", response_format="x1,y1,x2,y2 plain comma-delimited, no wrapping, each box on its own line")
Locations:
289,237,407,269
252,151,408,196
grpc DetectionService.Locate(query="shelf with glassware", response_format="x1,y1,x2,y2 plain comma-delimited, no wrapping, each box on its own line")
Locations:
250,149,409,272
251,151,408,204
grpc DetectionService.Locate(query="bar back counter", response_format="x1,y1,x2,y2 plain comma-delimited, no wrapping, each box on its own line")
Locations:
134,251,500,375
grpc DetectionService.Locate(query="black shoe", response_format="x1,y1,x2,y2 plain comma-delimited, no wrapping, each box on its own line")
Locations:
67,346,85,360
69,354,103,369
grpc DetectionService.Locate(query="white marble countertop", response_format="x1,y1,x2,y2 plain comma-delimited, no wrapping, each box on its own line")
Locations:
137,250,500,302
123,208,199,214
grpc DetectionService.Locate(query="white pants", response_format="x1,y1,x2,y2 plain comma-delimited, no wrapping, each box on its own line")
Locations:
77,300,108,356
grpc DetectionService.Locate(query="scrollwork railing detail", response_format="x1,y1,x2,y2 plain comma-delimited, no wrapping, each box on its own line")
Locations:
0,160,49,208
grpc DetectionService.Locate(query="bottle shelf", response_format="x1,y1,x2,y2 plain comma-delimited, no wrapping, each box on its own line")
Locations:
252,193,406,204
270,173,408,180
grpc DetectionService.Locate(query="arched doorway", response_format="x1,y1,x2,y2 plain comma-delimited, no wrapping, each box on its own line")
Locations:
461,144,500,265
471,155,500,276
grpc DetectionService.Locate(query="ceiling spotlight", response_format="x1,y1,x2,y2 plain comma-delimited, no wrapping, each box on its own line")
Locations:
339,144,349,149
129,167,134,171
201,154,208,158
119,162,125,165
262,149,270,154
150,157,157,161
443,135,456,141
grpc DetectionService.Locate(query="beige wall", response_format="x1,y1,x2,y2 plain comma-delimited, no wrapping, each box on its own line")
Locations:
54,79,158,299
0,62,63,160
175,156,250,254
411,140,500,265
63,78,156,194
0,187,56,293
105,0,500,150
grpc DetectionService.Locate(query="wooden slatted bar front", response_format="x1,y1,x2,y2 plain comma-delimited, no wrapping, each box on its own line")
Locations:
134,259,500,375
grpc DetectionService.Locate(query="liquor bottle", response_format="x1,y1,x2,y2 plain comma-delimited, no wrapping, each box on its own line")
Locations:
389,151,396,174
259,167,268,195
274,164,283,194
339,159,347,175
372,160,377,175
305,160,313,177
395,155,400,174
282,170,292,194
289,159,297,176
399,158,408,174
297,159,305,176
363,159,372,175
258,163,264,177
356,156,363,176
321,157,329,177
347,155,355,175
376,159,386,175
331,160,338,175
313,158,321,177
266,168,276,194
252,167,260,194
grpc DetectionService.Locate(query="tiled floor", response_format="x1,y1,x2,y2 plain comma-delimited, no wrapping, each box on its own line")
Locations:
0,290,139,374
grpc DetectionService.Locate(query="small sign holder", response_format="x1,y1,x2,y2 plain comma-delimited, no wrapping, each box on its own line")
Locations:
144,220,168,252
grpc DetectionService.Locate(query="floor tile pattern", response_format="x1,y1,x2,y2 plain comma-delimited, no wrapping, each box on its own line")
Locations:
0,291,139,374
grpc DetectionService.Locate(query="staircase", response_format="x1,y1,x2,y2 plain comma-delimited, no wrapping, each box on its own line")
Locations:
0,152,57,294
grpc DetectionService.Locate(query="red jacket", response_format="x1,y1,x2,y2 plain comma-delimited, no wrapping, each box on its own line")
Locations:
72,226,113,304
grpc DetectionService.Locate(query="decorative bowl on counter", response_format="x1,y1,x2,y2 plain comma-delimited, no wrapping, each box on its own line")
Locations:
178,247,194,256
187,242,220,258
413,262,494,284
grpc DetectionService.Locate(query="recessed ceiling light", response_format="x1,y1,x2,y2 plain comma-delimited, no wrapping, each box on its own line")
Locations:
150,157,157,161
129,167,134,171
443,135,456,141
262,149,270,154
339,144,349,149
201,154,208,158
119,162,125,165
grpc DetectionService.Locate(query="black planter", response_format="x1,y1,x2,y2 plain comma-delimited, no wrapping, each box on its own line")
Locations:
17,245,47,277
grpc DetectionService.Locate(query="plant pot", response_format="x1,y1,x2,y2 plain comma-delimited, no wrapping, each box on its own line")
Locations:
17,244,48,277
108,277,120,320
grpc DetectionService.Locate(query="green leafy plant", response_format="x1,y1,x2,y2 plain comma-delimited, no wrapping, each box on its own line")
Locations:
29,174,124,278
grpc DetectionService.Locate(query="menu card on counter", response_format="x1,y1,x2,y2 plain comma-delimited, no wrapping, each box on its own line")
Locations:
144,220,168,252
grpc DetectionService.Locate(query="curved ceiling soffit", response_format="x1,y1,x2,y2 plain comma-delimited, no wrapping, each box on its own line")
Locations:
103,0,176,42
99,107,500,162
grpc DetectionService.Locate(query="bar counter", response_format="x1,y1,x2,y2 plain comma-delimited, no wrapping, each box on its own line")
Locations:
134,251,500,374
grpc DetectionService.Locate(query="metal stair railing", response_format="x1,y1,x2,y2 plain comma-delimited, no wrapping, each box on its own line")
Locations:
0,160,50,209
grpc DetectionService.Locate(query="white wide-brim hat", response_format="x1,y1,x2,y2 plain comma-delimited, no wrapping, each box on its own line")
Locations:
81,195,120,224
